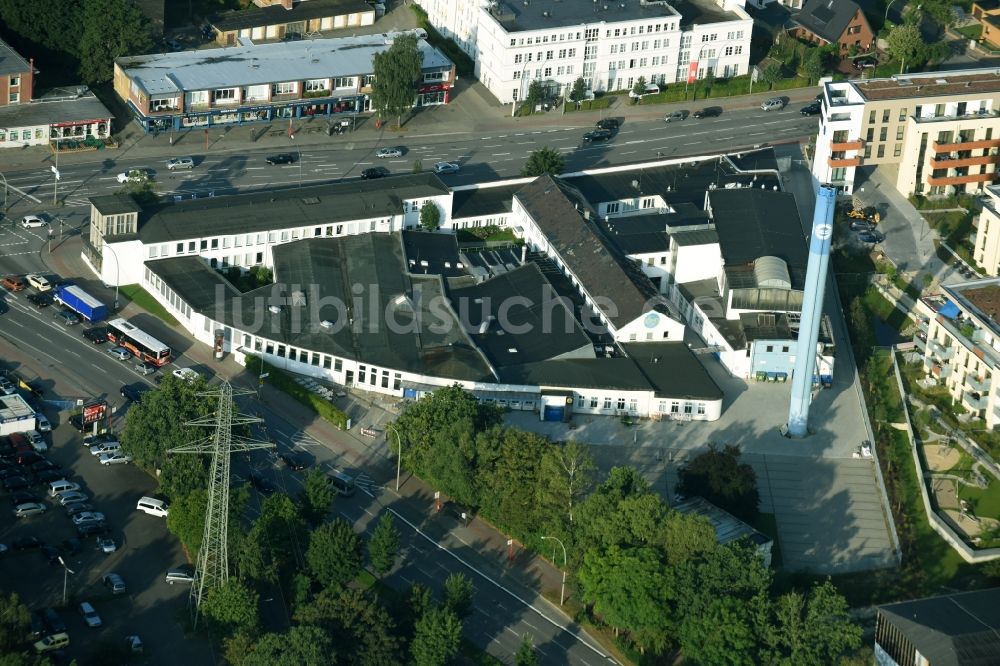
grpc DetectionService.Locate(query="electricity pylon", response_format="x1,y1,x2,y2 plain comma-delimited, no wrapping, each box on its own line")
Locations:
168,381,273,627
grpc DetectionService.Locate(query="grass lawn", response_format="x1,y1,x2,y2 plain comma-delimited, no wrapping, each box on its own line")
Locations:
956,24,983,40
565,97,613,112
117,284,179,327
456,228,520,243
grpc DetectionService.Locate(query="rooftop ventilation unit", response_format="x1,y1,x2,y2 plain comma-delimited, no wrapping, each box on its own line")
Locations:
320,320,334,329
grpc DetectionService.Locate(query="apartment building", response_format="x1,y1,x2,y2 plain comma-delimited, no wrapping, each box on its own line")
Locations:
415,0,752,104
114,33,454,133
208,0,375,46
813,67,1000,197
0,37,34,106
915,280,1000,430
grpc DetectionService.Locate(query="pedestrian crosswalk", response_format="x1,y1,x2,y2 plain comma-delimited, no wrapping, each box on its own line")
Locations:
355,472,377,495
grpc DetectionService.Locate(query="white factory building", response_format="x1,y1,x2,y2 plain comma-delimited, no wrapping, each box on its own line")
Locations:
415,0,752,103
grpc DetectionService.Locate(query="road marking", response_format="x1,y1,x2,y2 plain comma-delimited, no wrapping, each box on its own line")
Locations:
483,144,502,148
90,363,107,374
492,152,511,156
621,150,636,155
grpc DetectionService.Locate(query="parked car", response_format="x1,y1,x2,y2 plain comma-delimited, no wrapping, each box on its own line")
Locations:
35,470,66,484
71,511,106,526
853,58,876,70
115,169,150,184
21,215,46,229
13,502,47,518
12,536,43,550
99,452,133,466
249,472,275,495
82,328,108,344
25,274,51,291
165,567,196,584
664,110,689,122
61,538,82,555
172,367,199,383
800,102,822,116
166,157,194,171
79,602,102,628
850,220,875,232
265,153,296,165
279,453,307,471
30,459,60,473
582,129,613,143
103,573,126,594
858,230,886,243
90,441,121,457
134,361,157,376
0,376,14,394
58,491,88,506
760,97,785,111
97,537,117,553
41,546,60,564
107,346,131,361
595,118,620,130
433,162,460,174
2,276,26,291
49,481,81,497
693,107,722,119
35,413,52,432
29,610,45,638
42,608,66,633
375,147,403,158
360,166,390,180
54,309,80,326
16,451,43,466
34,632,69,654
120,384,149,402
628,84,660,98
65,503,95,517
4,477,31,492
77,522,110,536
9,491,42,506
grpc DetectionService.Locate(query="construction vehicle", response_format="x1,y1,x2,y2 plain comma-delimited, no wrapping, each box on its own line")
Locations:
845,198,880,224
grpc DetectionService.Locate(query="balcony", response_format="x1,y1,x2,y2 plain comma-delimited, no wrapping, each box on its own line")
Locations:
927,172,995,187
918,317,929,332
929,154,997,169
830,140,864,152
967,374,991,393
914,332,927,350
829,156,862,167
963,391,988,412
929,341,955,360
932,138,1000,153
915,109,1000,124
931,363,952,379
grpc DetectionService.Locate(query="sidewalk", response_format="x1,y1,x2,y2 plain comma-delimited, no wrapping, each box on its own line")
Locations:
0,79,822,174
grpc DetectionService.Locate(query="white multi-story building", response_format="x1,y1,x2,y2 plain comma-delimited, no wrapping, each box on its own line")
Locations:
416,0,752,103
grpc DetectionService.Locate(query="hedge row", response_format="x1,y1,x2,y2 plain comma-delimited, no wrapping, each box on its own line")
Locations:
247,355,349,429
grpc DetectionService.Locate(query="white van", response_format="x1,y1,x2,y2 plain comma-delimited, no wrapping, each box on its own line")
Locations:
328,470,356,497
136,496,169,517
48,480,80,497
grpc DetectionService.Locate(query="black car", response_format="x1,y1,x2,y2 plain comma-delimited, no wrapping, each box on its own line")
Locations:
35,469,66,484
41,545,60,564
693,107,722,119
82,328,108,344
8,491,41,506
65,502,95,517
853,58,876,70
29,459,59,473
279,454,307,472
266,153,296,165
849,219,875,232
858,230,886,243
3,476,30,491
16,452,43,466
120,384,150,403
0,301,7,315
61,538,82,555
595,118,620,130
361,166,390,180
582,129,613,143
30,610,45,638
12,536,43,551
800,102,821,116
249,472,276,495
0,468,22,479
43,608,66,634
26,292,53,308
76,522,109,537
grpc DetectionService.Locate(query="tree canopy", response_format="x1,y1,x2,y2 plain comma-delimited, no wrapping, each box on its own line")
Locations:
300,467,335,526
368,511,401,577
677,444,760,521
201,579,260,638
79,0,152,84
307,519,363,589
411,607,463,666
371,34,423,127
420,202,441,231
522,147,565,177
885,23,925,72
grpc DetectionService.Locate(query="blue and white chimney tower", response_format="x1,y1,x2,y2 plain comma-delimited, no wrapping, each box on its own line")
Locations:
786,185,837,437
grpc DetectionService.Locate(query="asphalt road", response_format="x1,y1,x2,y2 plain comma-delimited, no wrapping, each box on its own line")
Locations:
1,104,818,208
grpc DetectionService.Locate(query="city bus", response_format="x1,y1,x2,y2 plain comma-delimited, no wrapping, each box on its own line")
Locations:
106,318,172,367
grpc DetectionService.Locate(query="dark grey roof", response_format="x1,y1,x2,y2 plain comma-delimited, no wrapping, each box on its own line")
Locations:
0,37,30,77
740,312,834,345
145,256,239,312
515,176,668,329
727,150,780,173
0,94,112,127
483,0,694,32
401,231,468,278
210,0,373,31
563,157,780,211
451,184,520,219
497,358,653,390
671,228,719,246
878,588,1000,666
449,263,594,367
89,194,142,217
623,342,723,400
608,231,670,255
137,174,449,244
791,0,863,43
708,188,807,288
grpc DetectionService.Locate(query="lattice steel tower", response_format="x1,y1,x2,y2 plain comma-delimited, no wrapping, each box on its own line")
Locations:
169,381,273,626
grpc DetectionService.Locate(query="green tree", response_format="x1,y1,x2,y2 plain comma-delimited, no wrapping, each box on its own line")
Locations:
411,607,463,666
78,0,152,84
224,632,256,666
443,573,474,618
802,48,825,84
120,179,159,206
521,146,565,177
368,512,400,577
300,467,335,526
515,634,537,666
0,592,29,652
294,588,401,665
569,77,588,103
678,596,760,666
537,439,594,524
761,62,782,89
526,80,545,107
307,519,362,588
413,159,423,173
849,296,875,352
241,493,309,583
420,202,441,231
0,0,84,59
631,75,648,101
677,443,760,521
201,579,260,637
243,626,333,666
919,0,955,28
886,23,925,72
475,426,547,536
166,488,207,557
371,34,423,128
761,580,862,666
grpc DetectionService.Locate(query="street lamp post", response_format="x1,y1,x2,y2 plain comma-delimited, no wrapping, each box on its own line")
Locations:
540,536,567,606
386,423,402,491
884,0,898,25
57,556,75,605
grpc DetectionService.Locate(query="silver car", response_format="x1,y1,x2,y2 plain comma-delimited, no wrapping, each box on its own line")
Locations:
107,346,131,361
376,146,403,158
99,452,133,466
434,161,460,174
13,502,47,518
166,157,194,171
760,97,785,111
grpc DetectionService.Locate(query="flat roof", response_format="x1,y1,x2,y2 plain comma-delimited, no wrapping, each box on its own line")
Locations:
89,194,142,217
138,173,449,244
0,37,30,77
853,67,1000,102
210,0,373,32
623,342,723,400
0,392,35,423
483,0,681,32
146,256,240,313
451,184,521,219
117,34,452,97
497,357,654,391
401,231,468,278
0,94,112,127
944,278,1000,341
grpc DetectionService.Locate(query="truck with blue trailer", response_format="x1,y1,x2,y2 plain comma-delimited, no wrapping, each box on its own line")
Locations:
53,285,108,322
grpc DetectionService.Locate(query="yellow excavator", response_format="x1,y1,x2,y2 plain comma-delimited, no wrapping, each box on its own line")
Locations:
845,197,880,224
